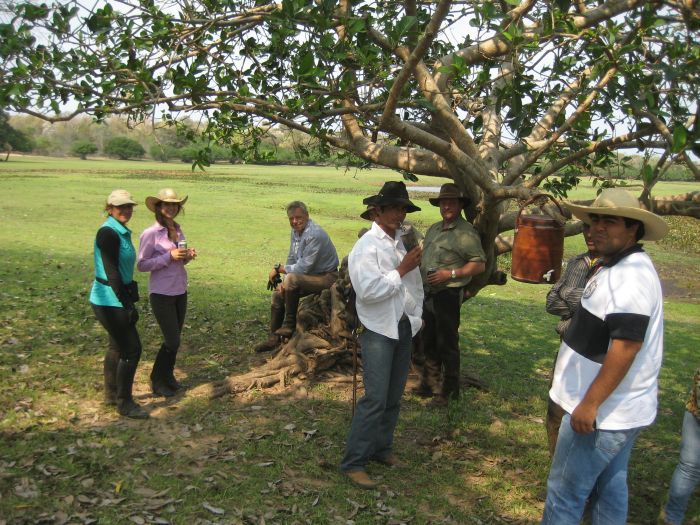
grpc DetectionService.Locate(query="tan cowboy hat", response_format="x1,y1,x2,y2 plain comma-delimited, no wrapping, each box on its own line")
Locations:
107,189,136,206
564,188,669,241
428,183,470,207
145,188,188,213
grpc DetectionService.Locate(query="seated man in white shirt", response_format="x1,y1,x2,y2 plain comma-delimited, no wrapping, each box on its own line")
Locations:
339,181,424,489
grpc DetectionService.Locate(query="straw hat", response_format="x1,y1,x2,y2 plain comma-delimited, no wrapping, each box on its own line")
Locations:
107,189,136,206
362,181,421,213
564,188,669,241
428,183,470,207
145,188,188,213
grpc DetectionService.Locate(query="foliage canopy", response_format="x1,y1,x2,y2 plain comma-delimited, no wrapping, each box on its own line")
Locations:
1,0,699,286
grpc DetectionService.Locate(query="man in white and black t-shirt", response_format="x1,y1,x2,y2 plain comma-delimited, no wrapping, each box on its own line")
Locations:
541,188,669,525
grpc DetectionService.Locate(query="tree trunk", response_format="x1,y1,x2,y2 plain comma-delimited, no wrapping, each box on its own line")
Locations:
196,257,359,399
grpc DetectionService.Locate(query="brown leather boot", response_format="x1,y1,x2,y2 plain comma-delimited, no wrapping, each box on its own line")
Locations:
254,304,284,352
345,470,377,489
274,289,299,338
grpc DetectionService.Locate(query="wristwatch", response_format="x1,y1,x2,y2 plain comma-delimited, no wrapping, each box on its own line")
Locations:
451,269,457,280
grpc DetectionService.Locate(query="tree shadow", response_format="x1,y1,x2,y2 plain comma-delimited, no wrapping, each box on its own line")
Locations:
1,245,698,523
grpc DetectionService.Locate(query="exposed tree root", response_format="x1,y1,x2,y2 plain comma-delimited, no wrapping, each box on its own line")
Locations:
190,255,490,401
204,258,359,399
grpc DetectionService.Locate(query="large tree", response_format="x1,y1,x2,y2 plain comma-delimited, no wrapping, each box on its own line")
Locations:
2,0,698,394
2,0,699,280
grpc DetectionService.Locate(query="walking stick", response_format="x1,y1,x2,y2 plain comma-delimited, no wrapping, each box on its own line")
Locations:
351,328,358,416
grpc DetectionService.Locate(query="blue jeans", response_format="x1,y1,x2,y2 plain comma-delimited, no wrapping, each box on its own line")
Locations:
542,414,643,525
664,411,700,525
340,319,412,472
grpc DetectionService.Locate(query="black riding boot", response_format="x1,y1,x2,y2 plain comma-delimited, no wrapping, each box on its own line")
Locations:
164,349,181,391
116,359,149,419
151,345,176,397
103,345,120,406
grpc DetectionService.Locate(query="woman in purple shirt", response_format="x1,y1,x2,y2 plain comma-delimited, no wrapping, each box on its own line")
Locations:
137,188,196,397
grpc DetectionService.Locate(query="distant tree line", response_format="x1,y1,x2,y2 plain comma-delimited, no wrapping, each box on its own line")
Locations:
1,112,695,180
2,113,341,165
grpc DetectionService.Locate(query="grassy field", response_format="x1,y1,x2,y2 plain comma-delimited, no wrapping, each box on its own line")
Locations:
0,156,698,524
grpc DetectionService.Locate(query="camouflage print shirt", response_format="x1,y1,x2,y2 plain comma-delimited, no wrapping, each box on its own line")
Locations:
688,366,700,419
420,216,486,293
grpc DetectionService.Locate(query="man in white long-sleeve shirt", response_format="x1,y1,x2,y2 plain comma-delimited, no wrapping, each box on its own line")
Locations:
340,181,424,489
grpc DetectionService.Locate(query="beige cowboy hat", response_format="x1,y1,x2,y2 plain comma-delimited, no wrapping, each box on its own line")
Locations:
107,189,137,206
428,183,470,207
564,188,669,241
145,188,188,213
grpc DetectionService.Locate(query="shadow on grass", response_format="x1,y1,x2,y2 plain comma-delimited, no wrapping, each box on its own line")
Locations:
1,246,698,523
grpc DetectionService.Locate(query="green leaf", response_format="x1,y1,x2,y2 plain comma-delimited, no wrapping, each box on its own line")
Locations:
671,126,687,153
19,3,50,21
395,16,418,37
298,52,314,75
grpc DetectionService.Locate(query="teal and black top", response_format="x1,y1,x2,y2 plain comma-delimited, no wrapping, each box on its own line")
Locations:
89,215,136,308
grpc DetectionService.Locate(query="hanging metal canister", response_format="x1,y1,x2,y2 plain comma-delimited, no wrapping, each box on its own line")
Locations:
510,195,565,284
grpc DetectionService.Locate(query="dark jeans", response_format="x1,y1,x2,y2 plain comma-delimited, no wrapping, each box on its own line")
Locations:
340,318,412,472
150,293,187,354
421,288,462,397
92,304,142,362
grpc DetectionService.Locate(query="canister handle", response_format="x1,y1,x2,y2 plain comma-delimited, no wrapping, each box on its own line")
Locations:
515,194,564,230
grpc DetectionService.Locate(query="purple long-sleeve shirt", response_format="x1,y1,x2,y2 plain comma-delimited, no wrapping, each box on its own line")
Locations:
137,222,188,296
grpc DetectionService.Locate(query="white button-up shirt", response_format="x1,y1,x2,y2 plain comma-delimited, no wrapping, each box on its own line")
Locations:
348,222,424,339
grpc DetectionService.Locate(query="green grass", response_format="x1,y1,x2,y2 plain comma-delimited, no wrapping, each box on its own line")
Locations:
0,155,698,524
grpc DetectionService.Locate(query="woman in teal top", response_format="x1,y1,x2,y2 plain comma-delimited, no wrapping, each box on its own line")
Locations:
90,189,147,419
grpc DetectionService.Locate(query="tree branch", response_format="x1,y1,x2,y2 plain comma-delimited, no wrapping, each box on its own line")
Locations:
635,110,700,180
523,130,654,188
380,0,451,128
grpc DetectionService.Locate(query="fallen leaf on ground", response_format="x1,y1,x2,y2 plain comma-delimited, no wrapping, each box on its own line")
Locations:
203,502,225,515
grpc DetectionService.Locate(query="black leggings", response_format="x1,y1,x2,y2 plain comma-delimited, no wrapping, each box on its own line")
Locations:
150,293,187,354
92,304,142,362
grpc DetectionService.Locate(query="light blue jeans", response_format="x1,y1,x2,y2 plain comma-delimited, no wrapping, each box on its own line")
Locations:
541,413,643,525
340,319,412,472
664,411,700,525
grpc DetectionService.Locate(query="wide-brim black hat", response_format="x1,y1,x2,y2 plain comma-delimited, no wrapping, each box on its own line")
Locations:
360,204,377,221
362,181,421,213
